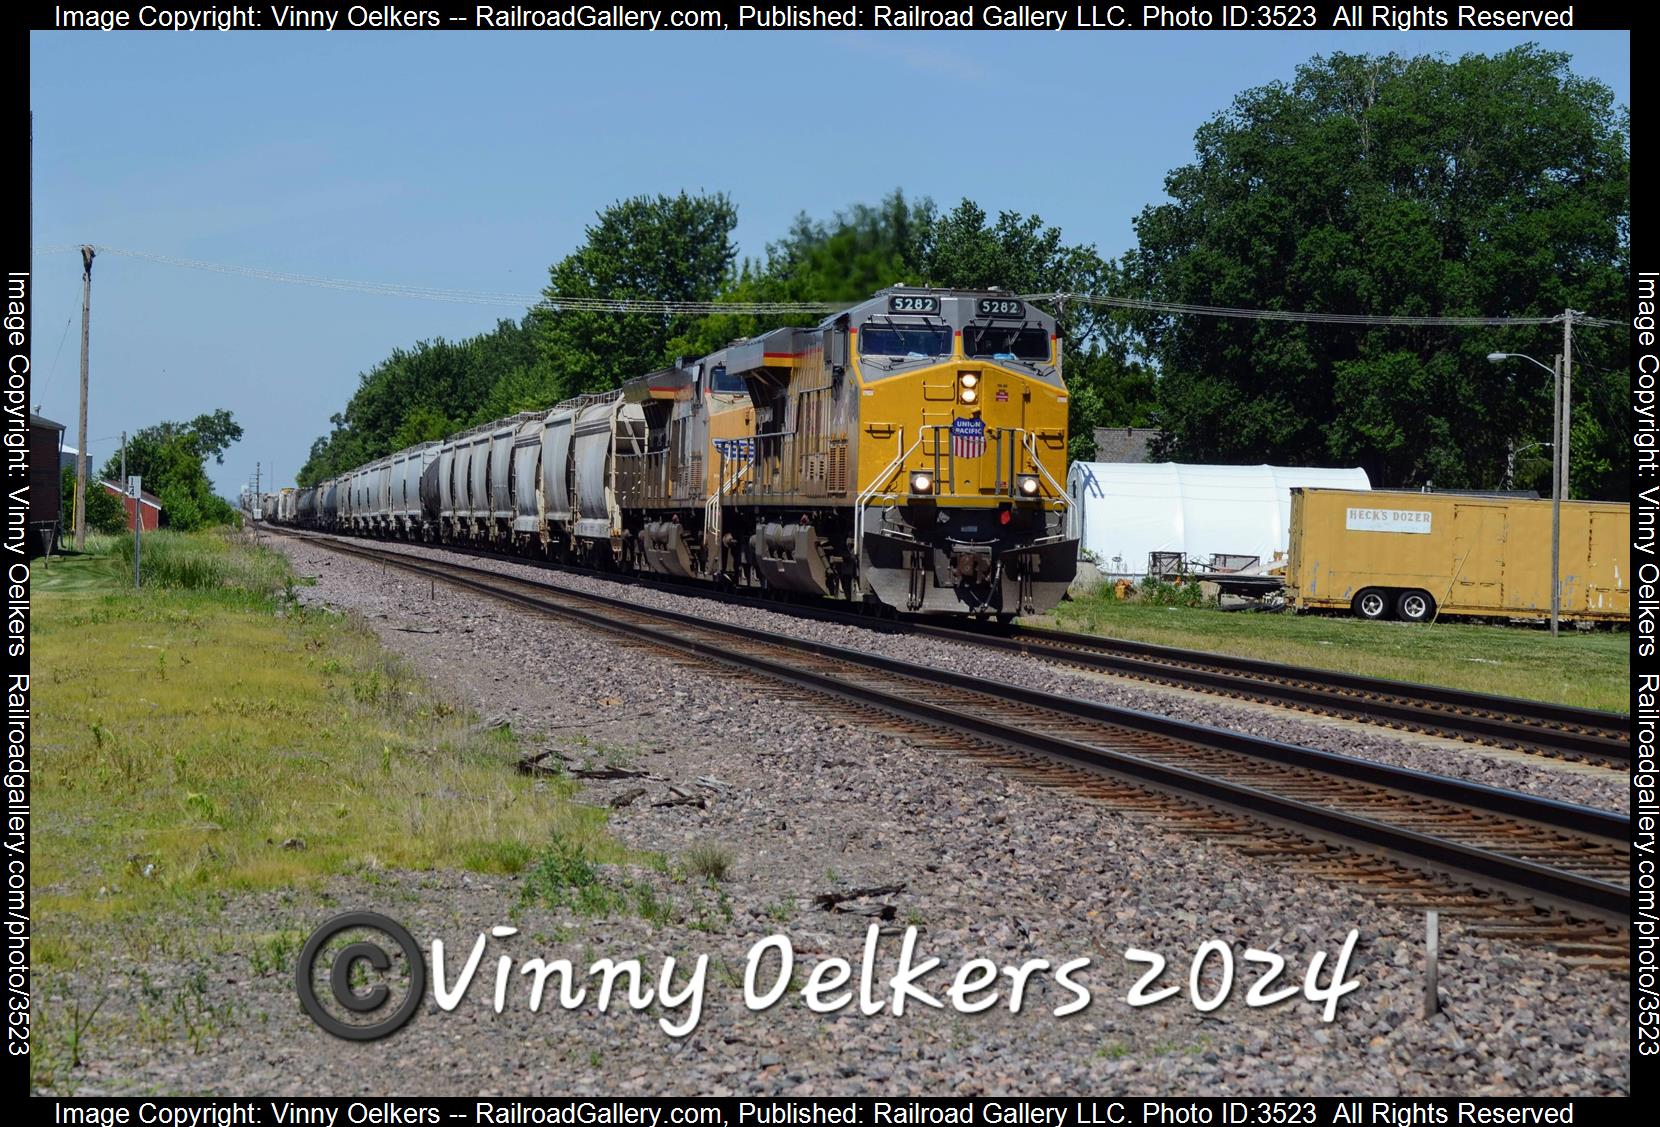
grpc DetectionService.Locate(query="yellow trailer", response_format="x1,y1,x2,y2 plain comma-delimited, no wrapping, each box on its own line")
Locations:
1285,488,1629,623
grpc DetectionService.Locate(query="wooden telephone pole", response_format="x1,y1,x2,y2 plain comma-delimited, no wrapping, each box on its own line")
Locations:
74,245,94,550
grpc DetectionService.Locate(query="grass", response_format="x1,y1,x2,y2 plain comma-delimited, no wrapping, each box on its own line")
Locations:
1043,587,1629,713
31,529,627,954
37,529,294,599
683,843,734,882
31,530,657,1089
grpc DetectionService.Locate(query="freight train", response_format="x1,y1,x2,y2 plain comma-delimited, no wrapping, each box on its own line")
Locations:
256,287,1078,617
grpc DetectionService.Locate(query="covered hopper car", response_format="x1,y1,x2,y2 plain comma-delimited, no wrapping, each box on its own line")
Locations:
270,287,1079,618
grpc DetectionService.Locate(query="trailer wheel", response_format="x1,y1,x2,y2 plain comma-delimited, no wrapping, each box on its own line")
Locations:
1351,588,1391,620
1396,589,1435,623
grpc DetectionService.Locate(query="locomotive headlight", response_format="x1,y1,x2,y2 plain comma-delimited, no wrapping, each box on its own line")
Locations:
960,373,979,389
1017,474,1041,498
960,387,978,404
911,472,935,495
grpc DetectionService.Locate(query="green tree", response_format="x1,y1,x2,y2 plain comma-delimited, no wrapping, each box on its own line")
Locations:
296,317,537,484
300,190,1152,482
1125,46,1629,496
61,464,128,535
99,412,244,531
667,190,936,360
916,200,1149,455
532,192,739,397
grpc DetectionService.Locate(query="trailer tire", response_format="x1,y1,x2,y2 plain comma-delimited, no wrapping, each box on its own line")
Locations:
1396,589,1435,623
1351,588,1391,620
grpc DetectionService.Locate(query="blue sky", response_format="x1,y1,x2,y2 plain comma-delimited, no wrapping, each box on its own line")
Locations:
29,29,1630,498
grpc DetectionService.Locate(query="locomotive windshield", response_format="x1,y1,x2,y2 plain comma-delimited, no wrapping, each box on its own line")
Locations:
858,323,952,359
963,325,1051,361
709,364,746,394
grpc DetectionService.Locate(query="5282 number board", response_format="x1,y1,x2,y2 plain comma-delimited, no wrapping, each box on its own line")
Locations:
888,294,940,314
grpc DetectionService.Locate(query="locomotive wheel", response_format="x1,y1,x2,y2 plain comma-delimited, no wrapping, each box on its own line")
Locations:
1351,588,1392,621
1395,589,1435,623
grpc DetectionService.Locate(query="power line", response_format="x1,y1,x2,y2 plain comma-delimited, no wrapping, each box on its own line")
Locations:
38,244,844,314
1025,292,1625,329
38,315,73,402
37,243,1626,328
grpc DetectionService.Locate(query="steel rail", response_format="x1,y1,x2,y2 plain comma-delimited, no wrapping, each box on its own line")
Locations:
929,623,1630,764
302,529,1627,763
287,532,1630,921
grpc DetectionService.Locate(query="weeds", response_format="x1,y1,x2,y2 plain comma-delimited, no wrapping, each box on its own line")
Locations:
632,884,672,926
1137,576,1210,608
61,992,107,1069
170,969,234,1055
249,931,305,978
520,835,618,915
686,889,734,933
683,843,734,882
461,840,536,875
111,529,295,598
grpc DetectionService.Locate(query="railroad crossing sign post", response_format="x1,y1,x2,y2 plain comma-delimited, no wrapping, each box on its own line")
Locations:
128,476,142,589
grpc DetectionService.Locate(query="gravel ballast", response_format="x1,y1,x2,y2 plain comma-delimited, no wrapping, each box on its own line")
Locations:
46,535,1628,1096
319,535,1628,813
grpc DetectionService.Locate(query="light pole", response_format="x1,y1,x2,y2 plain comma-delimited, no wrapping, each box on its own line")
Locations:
1487,351,1564,637
1503,440,1552,490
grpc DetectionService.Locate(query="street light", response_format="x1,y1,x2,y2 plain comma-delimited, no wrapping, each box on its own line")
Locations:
1487,351,1564,637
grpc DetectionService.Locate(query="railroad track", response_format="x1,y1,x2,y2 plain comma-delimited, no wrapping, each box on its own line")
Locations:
286,529,1631,766
921,622,1632,767
286,530,1630,958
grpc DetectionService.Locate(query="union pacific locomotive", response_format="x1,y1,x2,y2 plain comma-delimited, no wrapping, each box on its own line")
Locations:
262,287,1078,617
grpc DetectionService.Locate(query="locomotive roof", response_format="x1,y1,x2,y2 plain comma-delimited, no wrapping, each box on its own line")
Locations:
819,286,1054,329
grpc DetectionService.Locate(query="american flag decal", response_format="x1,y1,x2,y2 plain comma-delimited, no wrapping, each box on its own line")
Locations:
713,438,756,464
950,418,986,459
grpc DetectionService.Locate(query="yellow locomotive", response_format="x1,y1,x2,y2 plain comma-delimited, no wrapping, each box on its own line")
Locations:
621,286,1078,616
299,286,1079,618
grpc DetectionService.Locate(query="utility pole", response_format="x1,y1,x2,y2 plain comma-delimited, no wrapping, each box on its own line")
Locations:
1549,355,1563,638
1560,309,1575,502
120,431,127,535
74,245,94,550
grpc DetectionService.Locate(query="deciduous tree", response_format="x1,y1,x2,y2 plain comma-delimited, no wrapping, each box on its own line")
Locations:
1125,46,1629,496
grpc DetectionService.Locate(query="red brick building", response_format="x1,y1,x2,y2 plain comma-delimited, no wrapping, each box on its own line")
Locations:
100,480,163,531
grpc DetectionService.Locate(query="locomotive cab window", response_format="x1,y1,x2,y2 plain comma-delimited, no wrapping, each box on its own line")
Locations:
858,323,952,359
962,325,1050,361
709,364,746,394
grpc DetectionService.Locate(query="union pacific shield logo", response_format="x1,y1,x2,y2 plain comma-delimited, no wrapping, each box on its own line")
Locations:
950,417,986,459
